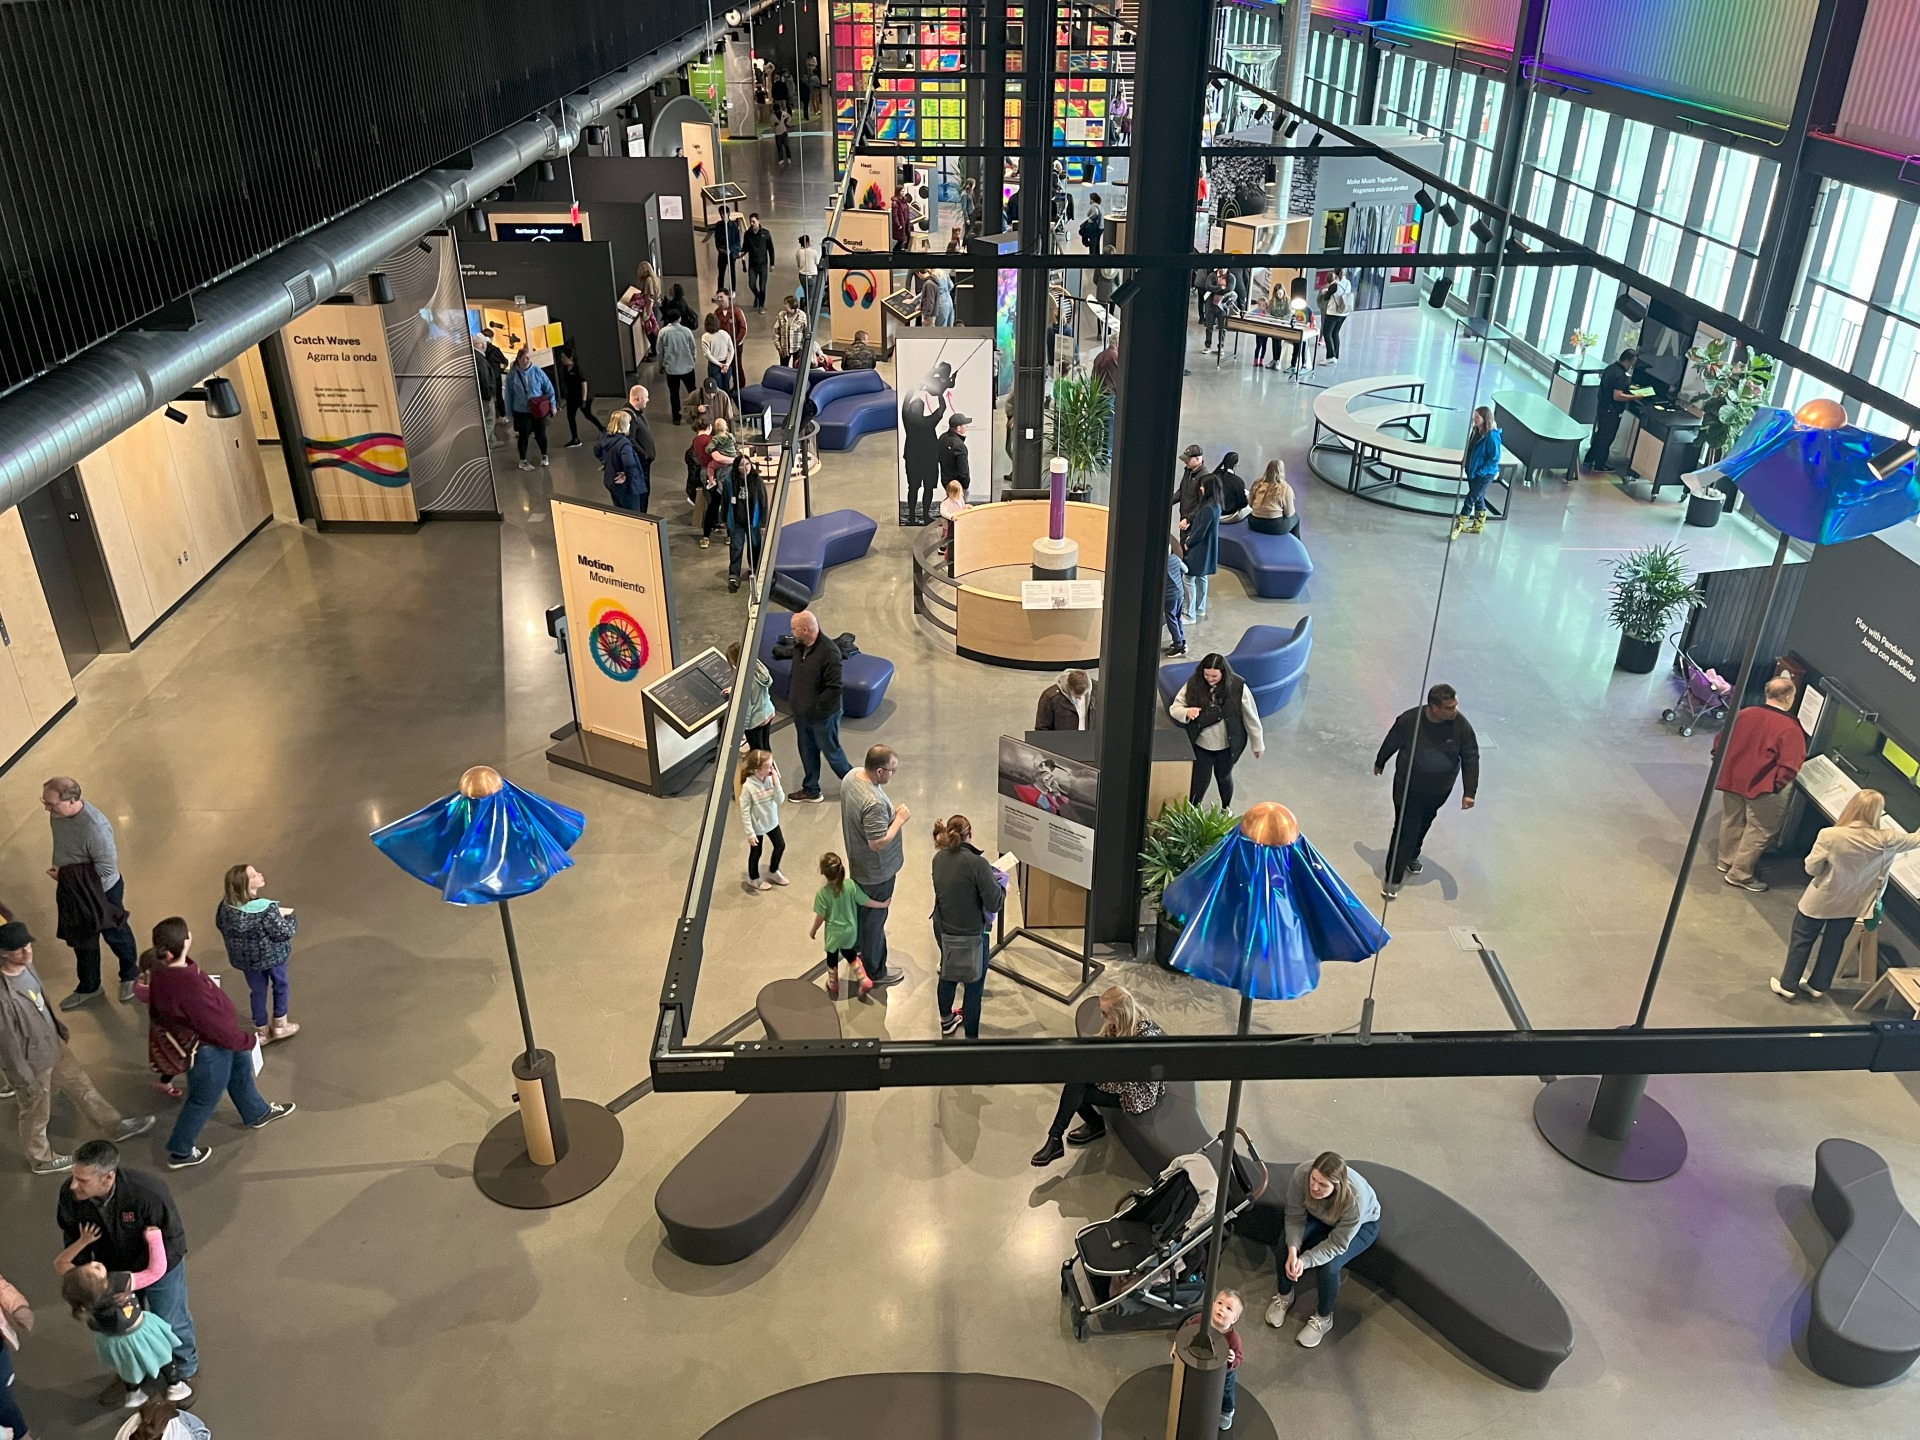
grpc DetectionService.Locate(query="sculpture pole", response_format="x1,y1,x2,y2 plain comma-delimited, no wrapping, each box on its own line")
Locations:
1031,455,1080,580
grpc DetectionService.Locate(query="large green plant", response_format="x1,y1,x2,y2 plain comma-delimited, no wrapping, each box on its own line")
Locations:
1605,542,1702,643
1139,798,1237,921
1685,338,1777,461
1048,372,1113,494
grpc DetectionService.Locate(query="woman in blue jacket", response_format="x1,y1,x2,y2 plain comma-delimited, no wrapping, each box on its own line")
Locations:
1453,406,1502,537
593,410,649,511
505,349,557,471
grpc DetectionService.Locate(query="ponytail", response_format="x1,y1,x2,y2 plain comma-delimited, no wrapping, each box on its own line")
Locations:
931,814,973,850
819,852,847,894
150,916,190,963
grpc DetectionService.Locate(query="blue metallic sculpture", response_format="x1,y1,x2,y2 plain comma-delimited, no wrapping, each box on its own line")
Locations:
1685,401,1920,544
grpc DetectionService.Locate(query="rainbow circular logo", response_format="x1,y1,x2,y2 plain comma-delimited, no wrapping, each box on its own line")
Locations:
586,600,648,682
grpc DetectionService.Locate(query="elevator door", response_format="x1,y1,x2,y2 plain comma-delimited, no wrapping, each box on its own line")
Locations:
18,473,126,674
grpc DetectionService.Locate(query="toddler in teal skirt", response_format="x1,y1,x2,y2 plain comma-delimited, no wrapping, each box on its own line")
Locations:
57,1223,191,1409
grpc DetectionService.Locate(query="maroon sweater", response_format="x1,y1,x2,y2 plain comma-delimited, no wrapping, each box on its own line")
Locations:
148,961,255,1052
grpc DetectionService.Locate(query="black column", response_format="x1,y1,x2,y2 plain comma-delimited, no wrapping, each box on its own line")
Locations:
1746,0,1870,333
1012,0,1055,494
1354,0,1391,123
983,5,1008,234
1473,0,1549,319
1087,0,1215,946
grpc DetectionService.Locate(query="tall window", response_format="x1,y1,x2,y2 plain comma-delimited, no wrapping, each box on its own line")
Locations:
1303,28,1365,126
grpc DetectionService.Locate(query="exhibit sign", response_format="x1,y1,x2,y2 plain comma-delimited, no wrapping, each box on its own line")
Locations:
831,258,885,349
997,735,1098,889
626,123,646,158
280,303,419,525
1784,534,1920,748
1022,580,1102,610
681,119,717,215
894,328,994,525
550,497,676,750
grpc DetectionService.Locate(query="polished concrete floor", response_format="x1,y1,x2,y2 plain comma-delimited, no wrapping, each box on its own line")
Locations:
2,135,1918,1439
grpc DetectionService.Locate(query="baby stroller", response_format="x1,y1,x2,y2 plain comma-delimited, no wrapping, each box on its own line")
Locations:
1661,633,1733,737
1060,1133,1267,1341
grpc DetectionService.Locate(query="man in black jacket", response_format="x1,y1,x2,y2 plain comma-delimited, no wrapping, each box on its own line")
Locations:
938,415,972,501
1374,683,1480,897
742,213,776,311
785,611,853,802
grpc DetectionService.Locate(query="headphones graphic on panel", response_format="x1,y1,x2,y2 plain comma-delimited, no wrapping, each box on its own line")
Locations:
840,271,877,309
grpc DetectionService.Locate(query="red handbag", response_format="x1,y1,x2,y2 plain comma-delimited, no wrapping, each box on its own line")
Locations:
528,394,553,420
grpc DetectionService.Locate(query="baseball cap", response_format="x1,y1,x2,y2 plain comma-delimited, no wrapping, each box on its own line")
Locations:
0,920,33,952
1180,444,1204,461
948,413,972,427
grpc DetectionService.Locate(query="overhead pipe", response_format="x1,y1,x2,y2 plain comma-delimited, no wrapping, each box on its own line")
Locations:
0,7,766,519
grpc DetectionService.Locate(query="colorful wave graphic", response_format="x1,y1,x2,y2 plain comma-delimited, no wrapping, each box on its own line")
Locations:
305,432,411,487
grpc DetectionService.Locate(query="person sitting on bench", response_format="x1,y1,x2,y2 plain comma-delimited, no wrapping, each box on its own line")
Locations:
1265,1151,1381,1349
1030,985,1163,1166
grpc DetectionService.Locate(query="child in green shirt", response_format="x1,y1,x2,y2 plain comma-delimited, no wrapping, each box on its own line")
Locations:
810,852,887,1000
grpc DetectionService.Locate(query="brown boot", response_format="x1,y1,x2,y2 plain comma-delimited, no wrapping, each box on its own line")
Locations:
268,1015,301,1042
257,1025,274,1046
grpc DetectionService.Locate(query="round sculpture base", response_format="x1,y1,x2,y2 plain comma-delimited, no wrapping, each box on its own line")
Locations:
1032,536,1079,582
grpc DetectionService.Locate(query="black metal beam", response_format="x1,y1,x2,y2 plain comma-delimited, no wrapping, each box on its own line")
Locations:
650,1019,1920,1094
1746,0,1871,332
1085,0,1215,947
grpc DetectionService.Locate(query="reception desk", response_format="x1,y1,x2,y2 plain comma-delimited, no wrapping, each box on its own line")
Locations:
916,501,1110,668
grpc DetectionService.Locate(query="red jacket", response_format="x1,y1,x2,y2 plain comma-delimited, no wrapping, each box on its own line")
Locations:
1713,703,1805,799
148,960,256,1053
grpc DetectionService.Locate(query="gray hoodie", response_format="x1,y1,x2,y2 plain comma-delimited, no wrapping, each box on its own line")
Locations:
1284,1161,1382,1267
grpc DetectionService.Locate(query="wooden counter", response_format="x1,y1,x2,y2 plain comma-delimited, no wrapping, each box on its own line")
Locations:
950,501,1109,668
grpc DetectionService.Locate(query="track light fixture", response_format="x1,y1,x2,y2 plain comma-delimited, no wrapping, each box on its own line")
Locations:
1428,277,1454,308
1307,132,1324,150
1414,189,1435,212
1437,202,1459,226
1613,293,1647,322
769,573,813,613
1281,117,1300,139
1252,104,1270,122
163,406,188,425
583,125,607,146
1209,75,1226,92
1111,277,1141,305
1868,435,1917,480
1505,237,1529,257
468,206,489,235
168,378,241,420
1469,218,1495,244
415,238,433,254
368,271,395,305
539,160,556,182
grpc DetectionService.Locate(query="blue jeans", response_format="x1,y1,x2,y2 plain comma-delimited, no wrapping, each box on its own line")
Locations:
141,1261,199,1378
1277,1216,1380,1317
243,964,289,1026
72,875,140,992
1459,473,1493,518
707,360,734,393
1186,573,1209,618
1166,595,1186,652
167,1043,269,1157
794,711,851,796
859,875,896,977
1221,1367,1236,1417
0,1344,27,1437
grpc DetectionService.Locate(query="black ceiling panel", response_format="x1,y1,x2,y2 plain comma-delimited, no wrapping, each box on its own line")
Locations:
0,0,709,396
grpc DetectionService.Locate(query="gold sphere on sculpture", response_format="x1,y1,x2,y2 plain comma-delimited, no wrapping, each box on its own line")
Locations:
1794,398,1848,430
1238,801,1299,848
459,765,504,799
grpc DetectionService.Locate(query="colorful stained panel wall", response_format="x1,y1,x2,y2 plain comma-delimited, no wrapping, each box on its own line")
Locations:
1836,0,1920,155
1540,0,1817,125
1383,0,1519,48
829,2,969,170
1310,0,1372,16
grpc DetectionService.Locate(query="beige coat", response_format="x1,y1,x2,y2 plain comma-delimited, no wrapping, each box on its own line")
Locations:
1798,821,1920,920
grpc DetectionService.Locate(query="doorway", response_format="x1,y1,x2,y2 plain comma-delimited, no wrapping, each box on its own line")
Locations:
18,473,128,675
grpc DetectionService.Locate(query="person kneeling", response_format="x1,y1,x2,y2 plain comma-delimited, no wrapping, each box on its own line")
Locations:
1265,1150,1380,1348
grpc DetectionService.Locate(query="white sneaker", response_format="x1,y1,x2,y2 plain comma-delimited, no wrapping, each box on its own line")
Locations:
1768,977,1796,1001
540,454,550,467
166,1382,194,1402
124,1387,150,1409
1298,1312,1333,1348
749,878,771,892
768,871,790,887
517,460,533,471
1263,1292,1293,1328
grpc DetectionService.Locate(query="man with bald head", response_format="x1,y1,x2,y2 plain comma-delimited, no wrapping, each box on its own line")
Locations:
1713,673,1805,891
785,611,852,802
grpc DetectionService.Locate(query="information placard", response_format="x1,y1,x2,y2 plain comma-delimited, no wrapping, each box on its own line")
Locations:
996,736,1098,889
644,648,735,736
280,304,419,524
1022,580,1102,610
550,497,675,749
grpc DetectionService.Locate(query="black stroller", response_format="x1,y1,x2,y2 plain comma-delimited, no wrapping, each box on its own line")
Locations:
1060,1132,1267,1340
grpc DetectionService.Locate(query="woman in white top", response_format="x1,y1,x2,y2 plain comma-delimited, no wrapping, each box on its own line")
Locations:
1169,654,1264,806
1319,269,1353,363
1773,788,1920,999
701,315,737,392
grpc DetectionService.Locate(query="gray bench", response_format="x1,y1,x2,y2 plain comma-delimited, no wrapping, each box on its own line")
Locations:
1072,997,1212,1175
1241,1161,1574,1389
654,981,839,1265
1810,1137,1920,1386
700,1372,1099,1439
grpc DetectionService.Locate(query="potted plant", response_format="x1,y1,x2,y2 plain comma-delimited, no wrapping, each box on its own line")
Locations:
1139,798,1237,965
1682,339,1777,527
1047,372,1113,500
1605,542,1702,673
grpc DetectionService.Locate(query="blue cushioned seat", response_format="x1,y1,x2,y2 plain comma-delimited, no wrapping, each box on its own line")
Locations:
1218,527,1314,599
1158,618,1312,715
756,620,894,721
772,508,878,598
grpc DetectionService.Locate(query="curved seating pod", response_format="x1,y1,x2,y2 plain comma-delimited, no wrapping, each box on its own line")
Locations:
809,369,897,451
1159,618,1312,716
654,981,841,1266
1241,1160,1574,1389
700,1373,1100,1440
1073,996,1213,1176
772,508,879,598
739,365,832,419
756,623,895,721
1218,527,1313,599
1809,1137,1920,1385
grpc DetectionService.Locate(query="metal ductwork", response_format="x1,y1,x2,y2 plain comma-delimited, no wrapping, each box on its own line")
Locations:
0,12,756,518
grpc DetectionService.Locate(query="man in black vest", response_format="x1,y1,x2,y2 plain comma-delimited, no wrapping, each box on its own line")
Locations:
1375,683,1480,896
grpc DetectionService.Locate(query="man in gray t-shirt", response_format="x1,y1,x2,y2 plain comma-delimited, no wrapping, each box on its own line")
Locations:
41,776,140,1009
840,745,909,984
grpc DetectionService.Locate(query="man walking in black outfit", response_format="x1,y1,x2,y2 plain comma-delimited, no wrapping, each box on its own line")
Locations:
742,214,776,311
1583,347,1639,472
1374,684,1479,897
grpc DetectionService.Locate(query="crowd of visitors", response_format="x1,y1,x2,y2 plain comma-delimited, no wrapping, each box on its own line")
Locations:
2,775,302,1431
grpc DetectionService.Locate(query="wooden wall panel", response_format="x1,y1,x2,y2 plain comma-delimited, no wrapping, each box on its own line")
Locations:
97,424,197,619
0,508,75,759
74,447,160,640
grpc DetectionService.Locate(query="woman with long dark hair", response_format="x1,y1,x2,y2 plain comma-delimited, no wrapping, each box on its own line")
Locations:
1170,653,1264,806
555,345,603,448
929,815,1004,1040
1179,473,1220,620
